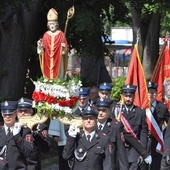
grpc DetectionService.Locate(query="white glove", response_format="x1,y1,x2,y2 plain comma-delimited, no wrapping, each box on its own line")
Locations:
144,155,152,165
68,125,78,138
13,123,22,135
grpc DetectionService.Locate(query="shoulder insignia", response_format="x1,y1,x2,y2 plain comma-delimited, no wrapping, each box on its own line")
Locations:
107,122,111,127
132,108,135,112
23,125,29,129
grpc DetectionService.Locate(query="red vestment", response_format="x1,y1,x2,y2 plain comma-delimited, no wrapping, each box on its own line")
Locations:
40,30,68,79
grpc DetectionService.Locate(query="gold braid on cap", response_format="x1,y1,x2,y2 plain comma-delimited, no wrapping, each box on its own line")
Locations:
47,8,58,21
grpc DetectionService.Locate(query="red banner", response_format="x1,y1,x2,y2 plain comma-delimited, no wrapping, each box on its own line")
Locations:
125,44,150,109
151,40,170,111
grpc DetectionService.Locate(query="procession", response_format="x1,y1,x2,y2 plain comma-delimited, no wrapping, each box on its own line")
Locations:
0,1,170,170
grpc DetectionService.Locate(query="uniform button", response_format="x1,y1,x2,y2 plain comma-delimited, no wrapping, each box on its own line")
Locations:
86,159,88,161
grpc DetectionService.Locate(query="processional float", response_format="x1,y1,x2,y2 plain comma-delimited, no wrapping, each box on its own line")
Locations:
18,6,83,130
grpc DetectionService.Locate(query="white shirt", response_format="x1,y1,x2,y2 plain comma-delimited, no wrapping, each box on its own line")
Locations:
4,124,14,135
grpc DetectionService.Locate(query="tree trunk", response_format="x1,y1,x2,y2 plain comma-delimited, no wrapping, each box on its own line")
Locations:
131,6,160,81
0,0,44,100
79,2,112,86
142,13,160,81
81,52,112,86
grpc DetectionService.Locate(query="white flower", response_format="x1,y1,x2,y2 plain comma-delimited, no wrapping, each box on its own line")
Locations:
32,77,81,117
38,102,43,106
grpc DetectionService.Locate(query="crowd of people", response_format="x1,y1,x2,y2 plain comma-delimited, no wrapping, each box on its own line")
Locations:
0,98,50,170
0,81,167,170
61,81,170,170
1,81,170,170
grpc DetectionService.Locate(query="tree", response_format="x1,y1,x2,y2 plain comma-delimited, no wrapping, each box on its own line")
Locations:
126,0,170,80
0,0,48,100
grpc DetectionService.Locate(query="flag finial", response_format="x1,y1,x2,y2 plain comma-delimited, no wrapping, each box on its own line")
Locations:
166,31,170,39
136,28,141,45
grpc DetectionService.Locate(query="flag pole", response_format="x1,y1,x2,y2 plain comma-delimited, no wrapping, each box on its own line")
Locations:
150,32,169,82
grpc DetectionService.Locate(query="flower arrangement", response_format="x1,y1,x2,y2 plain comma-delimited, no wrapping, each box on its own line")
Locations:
32,76,82,118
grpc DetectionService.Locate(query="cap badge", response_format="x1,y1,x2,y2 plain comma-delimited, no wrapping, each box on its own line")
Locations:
100,98,104,101
80,88,83,92
4,101,8,106
104,82,106,86
127,85,130,88
87,106,91,111
20,98,24,103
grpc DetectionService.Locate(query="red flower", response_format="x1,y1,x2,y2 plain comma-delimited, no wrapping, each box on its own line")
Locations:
39,92,47,102
46,96,57,104
70,96,79,102
32,91,40,102
65,100,75,107
58,100,67,106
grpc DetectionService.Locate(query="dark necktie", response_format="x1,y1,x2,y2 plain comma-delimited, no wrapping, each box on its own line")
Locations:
99,124,102,130
127,109,130,119
6,127,11,139
87,135,91,142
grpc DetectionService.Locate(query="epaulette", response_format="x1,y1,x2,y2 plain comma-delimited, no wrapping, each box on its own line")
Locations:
22,125,29,129
107,122,111,127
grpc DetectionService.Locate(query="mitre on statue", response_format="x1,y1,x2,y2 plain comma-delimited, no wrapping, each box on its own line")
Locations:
47,8,58,21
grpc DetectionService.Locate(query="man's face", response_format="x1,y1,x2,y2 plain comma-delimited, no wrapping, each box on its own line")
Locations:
98,91,111,99
97,108,110,123
2,112,17,127
47,21,58,32
123,93,135,106
148,89,157,103
82,116,97,131
78,97,89,108
89,88,98,102
17,109,33,117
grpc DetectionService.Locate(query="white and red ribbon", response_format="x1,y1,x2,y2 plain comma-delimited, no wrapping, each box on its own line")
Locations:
120,113,140,142
145,108,164,154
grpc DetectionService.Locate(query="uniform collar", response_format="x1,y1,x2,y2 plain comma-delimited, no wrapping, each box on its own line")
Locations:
4,124,14,134
84,130,95,141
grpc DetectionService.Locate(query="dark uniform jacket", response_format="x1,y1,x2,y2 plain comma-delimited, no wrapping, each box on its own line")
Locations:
98,118,129,170
27,123,50,170
0,126,33,170
63,131,113,170
150,101,169,156
121,105,148,163
164,118,170,156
